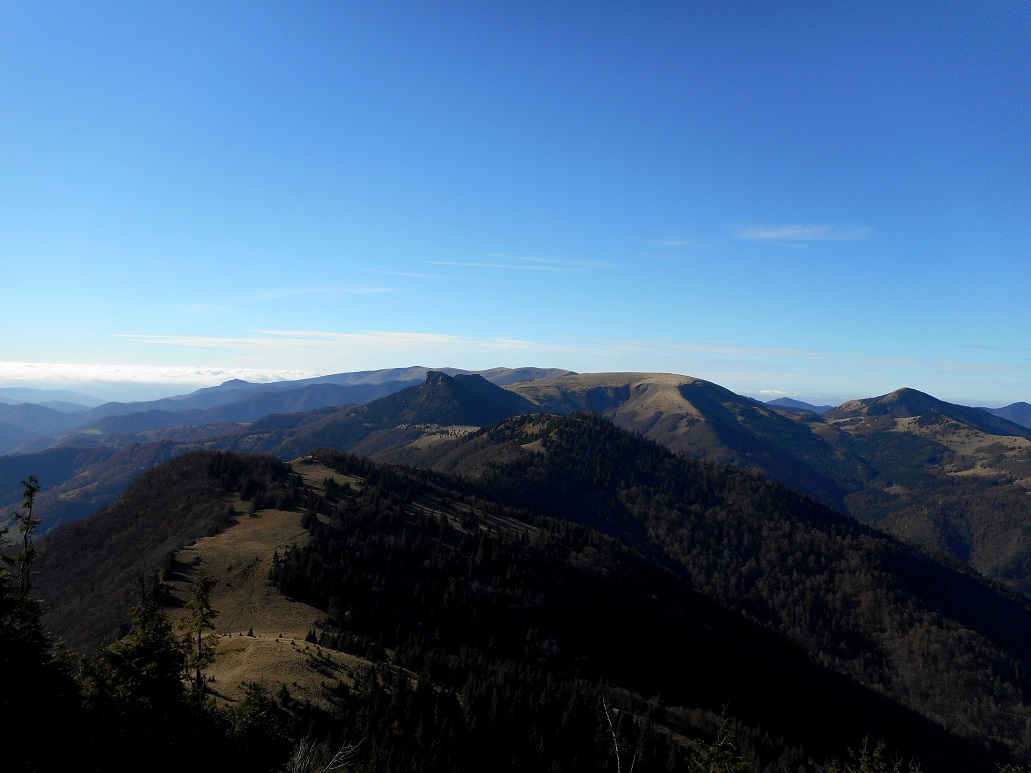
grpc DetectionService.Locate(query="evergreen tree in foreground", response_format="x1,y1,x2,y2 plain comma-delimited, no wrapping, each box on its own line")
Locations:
180,570,219,699
1,477,81,772
80,585,189,748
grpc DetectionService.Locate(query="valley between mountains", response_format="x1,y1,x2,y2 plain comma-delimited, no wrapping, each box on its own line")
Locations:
5,368,1031,771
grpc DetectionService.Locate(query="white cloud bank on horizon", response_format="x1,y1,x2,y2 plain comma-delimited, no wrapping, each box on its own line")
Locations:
0,361,318,394
3,328,1027,407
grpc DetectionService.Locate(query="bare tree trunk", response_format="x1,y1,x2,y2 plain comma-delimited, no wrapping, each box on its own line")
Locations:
603,697,637,773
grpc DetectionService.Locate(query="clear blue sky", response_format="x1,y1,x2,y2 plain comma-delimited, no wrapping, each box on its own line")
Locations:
2,2,1028,405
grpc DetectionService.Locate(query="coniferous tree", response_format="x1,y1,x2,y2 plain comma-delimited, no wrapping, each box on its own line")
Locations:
79,586,190,767
82,586,187,720
11,475,41,596
180,571,219,699
1,476,81,772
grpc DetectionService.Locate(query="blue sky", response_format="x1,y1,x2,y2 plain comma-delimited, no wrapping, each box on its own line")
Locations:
2,2,1028,405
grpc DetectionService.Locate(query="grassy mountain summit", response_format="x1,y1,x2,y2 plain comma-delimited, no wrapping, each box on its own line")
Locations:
827,387,1031,438
506,372,866,509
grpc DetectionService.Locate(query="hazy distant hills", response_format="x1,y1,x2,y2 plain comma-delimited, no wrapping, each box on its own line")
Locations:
984,401,1031,428
0,366,571,456
0,368,563,530
765,396,834,414
0,402,92,456
0,386,103,409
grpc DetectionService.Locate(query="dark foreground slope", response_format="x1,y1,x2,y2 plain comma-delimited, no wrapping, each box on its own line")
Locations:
28,417,1031,770
393,413,1031,762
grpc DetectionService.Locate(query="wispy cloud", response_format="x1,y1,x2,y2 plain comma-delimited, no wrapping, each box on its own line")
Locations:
364,269,487,282
656,238,706,249
575,336,835,363
169,285,395,314
428,260,565,272
116,331,549,361
427,253,612,272
733,223,872,247
232,286,395,302
253,329,542,351
117,329,1023,386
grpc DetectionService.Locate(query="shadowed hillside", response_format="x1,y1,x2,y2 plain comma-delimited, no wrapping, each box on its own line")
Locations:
30,416,1031,770
222,371,543,460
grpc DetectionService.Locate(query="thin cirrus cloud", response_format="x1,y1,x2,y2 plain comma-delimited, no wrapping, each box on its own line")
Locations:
169,285,395,313
364,269,488,282
251,329,543,351
117,330,549,359
428,254,612,272
733,224,873,247
656,238,708,249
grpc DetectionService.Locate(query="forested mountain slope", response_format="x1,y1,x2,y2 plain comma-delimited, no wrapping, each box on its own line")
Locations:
506,374,1031,595
28,412,1031,770
395,413,1031,755
223,371,543,460
271,447,990,770
505,372,868,509
822,388,1031,588
34,451,300,651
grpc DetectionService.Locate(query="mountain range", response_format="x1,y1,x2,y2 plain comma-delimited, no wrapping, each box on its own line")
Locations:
2,368,1028,459
26,412,1031,770
5,367,1031,594
9,364,1031,769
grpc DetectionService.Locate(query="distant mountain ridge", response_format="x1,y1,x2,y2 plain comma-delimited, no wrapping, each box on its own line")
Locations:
0,366,572,455
765,396,834,414
984,401,1031,429
224,371,545,460
0,386,102,408
826,387,1031,437
0,370,558,530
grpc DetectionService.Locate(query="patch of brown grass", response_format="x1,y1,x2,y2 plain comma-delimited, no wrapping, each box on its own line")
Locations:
162,458,373,707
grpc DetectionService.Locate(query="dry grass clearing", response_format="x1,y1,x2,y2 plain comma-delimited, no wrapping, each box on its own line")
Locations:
893,416,1031,484
161,458,372,708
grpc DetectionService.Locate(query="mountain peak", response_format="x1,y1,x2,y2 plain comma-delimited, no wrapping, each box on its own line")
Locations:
829,387,941,419
877,387,940,415
826,387,1031,440
424,370,453,386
